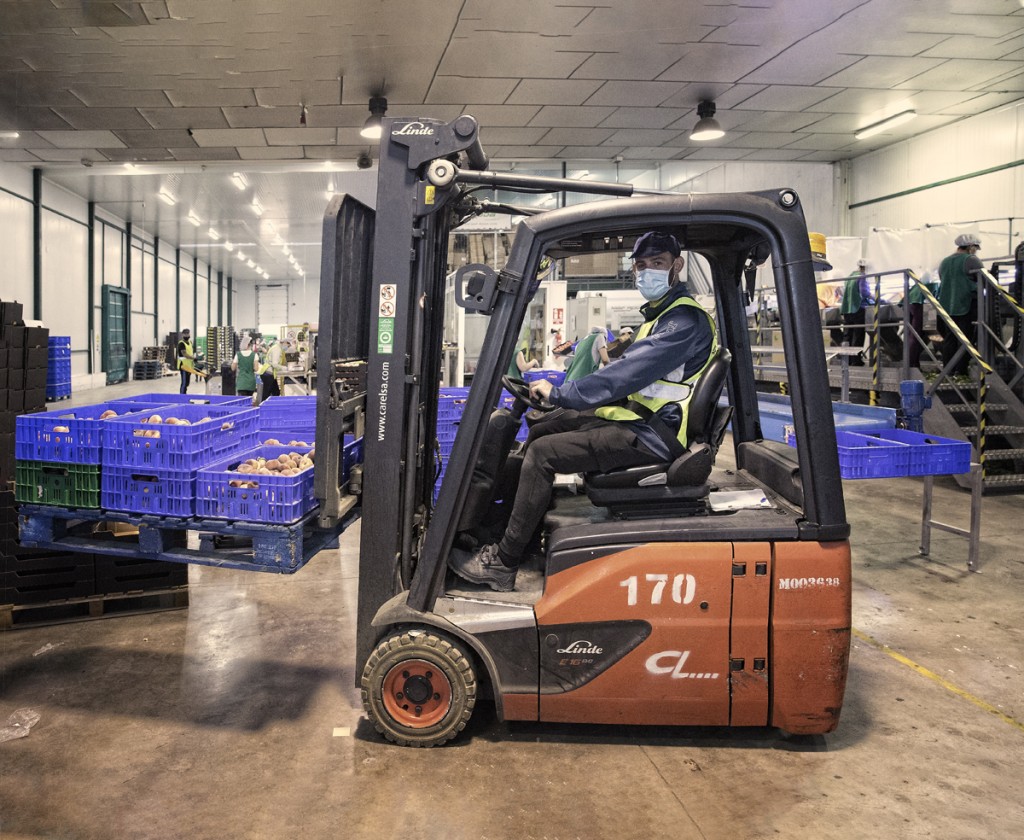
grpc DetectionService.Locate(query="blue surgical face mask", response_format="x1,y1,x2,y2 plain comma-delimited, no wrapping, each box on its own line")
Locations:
636,268,671,301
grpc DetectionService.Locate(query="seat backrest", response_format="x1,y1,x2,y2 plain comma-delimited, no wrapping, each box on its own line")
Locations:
685,347,732,444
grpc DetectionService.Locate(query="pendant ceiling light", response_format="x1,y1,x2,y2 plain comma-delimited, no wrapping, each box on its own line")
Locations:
360,96,388,140
690,100,725,142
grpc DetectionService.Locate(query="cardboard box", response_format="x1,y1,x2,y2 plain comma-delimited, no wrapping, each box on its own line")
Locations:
9,370,24,391
563,252,623,278
25,326,48,349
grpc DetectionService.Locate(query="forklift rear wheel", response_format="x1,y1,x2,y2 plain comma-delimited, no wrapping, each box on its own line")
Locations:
361,629,477,747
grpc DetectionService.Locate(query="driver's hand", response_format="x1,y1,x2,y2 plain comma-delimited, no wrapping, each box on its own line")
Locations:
530,379,554,401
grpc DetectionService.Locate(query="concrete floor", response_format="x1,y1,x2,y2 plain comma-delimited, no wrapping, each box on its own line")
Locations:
2,376,1023,840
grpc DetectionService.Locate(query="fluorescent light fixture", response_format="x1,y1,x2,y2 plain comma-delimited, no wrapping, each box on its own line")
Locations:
246,259,255,268
281,244,291,256
158,188,176,206
123,162,136,169
224,241,234,252
236,252,246,262
0,131,20,140
325,181,335,199
360,95,388,140
251,198,264,216
854,110,917,140
207,228,220,240
690,100,725,142
231,172,248,190
187,210,201,227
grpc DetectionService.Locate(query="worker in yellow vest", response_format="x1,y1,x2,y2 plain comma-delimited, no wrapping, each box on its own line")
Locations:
449,231,715,592
176,328,195,393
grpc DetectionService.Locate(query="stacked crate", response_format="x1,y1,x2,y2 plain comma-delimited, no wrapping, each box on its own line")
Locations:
0,300,48,485
100,402,258,517
141,346,164,361
46,336,72,401
205,326,236,373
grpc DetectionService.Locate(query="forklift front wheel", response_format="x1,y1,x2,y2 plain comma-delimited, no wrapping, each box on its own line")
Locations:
361,629,477,747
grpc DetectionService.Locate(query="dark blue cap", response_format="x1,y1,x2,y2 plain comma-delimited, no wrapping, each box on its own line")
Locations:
630,231,681,260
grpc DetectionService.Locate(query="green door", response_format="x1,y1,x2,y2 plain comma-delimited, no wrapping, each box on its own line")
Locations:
102,284,130,385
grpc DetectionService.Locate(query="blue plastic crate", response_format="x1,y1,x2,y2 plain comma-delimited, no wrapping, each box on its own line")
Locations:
45,383,72,400
109,393,251,408
47,346,71,359
259,395,317,432
257,429,316,446
102,404,258,470
857,429,971,476
47,361,71,380
15,402,147,465
196,444,316,523
523,369,565,387
101,465,196,517
834,430,911,479
48,335,71,346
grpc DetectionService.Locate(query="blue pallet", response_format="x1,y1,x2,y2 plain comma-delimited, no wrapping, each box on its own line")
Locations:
17,504,353,575
102,404,258,471
16,402,148,465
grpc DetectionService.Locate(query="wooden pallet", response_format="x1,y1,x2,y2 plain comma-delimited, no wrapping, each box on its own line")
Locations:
0,585,189,630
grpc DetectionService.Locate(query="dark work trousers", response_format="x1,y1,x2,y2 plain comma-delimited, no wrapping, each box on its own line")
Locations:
908,303,926,369
939,306,976,376
497,409,661,562
842,310,867,363
260,372,281,402
179,370,191,394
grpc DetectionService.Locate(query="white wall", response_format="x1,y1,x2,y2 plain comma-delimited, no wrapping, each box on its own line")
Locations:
233,276,320,332
848,100,1024,257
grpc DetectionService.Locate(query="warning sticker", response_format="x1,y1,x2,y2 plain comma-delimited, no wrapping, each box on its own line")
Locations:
377,317,394,354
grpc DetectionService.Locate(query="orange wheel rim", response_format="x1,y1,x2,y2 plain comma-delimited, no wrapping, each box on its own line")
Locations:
381,658,453,728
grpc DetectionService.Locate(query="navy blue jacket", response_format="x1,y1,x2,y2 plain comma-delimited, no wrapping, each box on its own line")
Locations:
549,283,715,460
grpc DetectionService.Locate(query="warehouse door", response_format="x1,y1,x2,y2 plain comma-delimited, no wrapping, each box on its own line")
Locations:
102,284,130,385
256,284,289,331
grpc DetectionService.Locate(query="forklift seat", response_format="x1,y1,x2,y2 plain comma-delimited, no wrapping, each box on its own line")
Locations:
584,348,733,510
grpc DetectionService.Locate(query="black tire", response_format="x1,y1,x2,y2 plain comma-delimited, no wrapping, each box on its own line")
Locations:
360,629,477,747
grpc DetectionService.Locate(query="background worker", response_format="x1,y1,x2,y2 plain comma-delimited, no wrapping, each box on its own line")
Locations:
507,322,539,378
906,270,939,370
176,328,194,393
449,231,715,592
937,234,983,376
231,336,260,398
840,259,874,366
563,325,610,382
258,337,284,401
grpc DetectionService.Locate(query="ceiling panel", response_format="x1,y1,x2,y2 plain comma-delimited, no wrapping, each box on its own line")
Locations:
0,0,1018,286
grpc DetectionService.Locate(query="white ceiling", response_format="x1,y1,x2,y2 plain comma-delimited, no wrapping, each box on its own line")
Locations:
1,0,1022,283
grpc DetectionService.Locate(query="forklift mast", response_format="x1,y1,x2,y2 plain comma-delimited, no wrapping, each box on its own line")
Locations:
315,115,848,676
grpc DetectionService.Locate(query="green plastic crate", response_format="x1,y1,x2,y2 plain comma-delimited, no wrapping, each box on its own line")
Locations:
15,460,102,508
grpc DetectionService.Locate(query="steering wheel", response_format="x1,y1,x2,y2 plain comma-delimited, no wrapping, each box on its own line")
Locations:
502,375,556,413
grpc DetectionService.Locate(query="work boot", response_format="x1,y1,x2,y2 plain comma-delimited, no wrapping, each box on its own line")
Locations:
448,544,517,592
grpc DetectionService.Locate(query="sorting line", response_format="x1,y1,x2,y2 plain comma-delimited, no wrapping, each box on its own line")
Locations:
852,628,1024,734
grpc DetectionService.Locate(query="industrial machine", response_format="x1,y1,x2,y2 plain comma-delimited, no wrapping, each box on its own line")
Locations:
314,115,851,747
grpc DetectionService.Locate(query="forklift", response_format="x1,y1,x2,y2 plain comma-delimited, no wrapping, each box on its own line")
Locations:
314,115,851,747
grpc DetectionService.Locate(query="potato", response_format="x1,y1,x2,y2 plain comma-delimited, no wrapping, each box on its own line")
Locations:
229,479,243,487
99,410,118,420
220,422,233,431
164,417,179,425
149,414,162,424
178,418,191,426
237,464,253,474
196,417,211,424
266,458,281,471
265,438,281,446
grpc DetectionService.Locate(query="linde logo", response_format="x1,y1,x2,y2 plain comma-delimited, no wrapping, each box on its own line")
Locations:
392,121,435,137
557,640,603,655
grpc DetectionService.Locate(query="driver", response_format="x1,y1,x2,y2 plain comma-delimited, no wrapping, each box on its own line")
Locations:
449,231,716,592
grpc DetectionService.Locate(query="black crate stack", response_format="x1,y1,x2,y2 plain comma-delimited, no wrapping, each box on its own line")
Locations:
206,326,236,372
1,300,188,623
